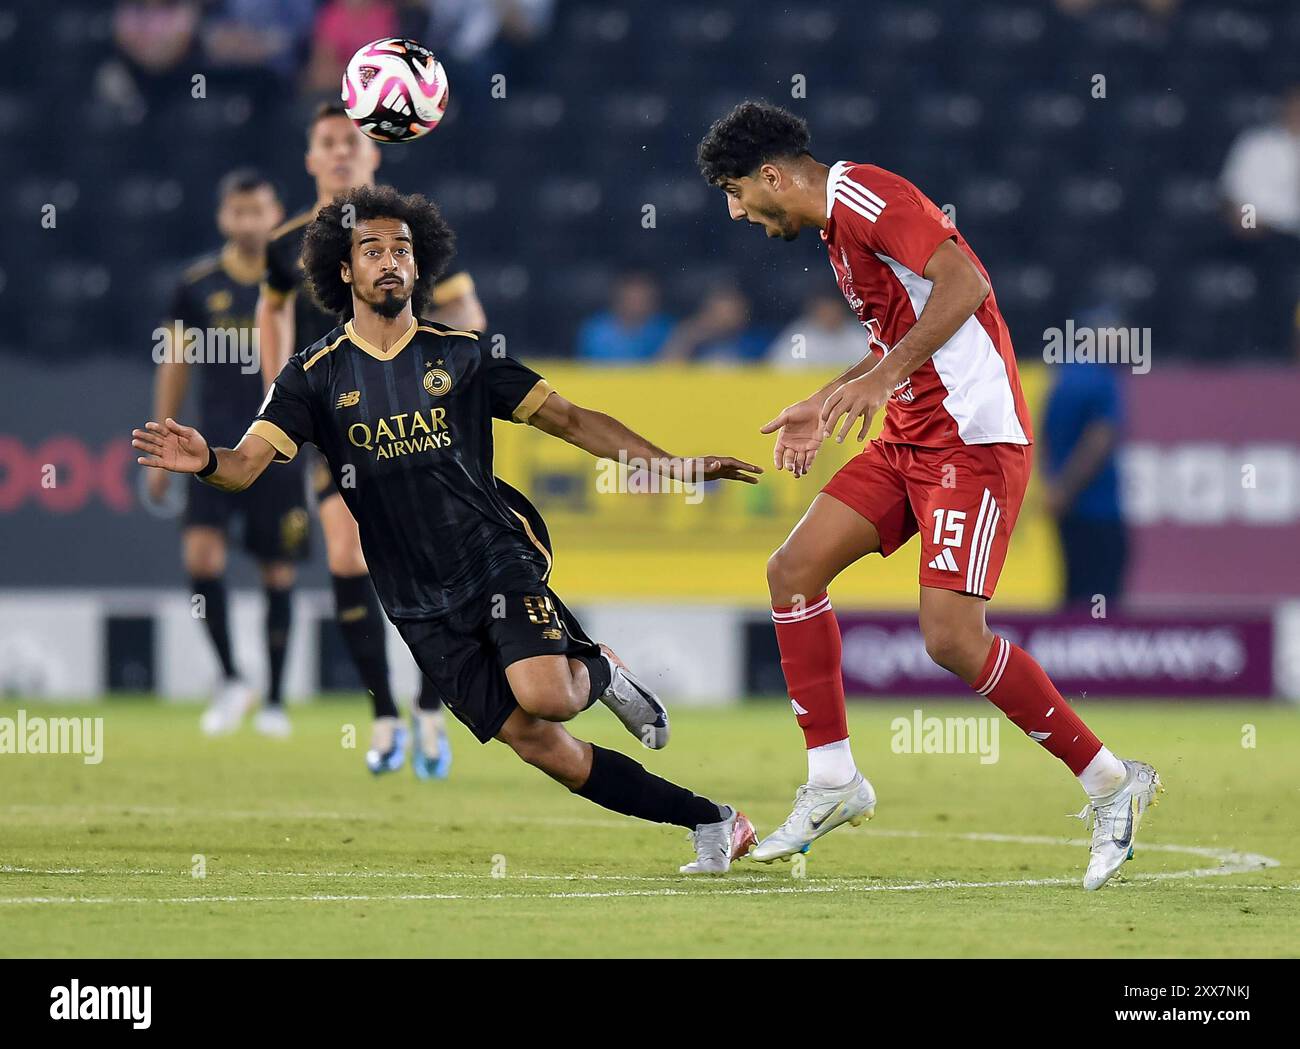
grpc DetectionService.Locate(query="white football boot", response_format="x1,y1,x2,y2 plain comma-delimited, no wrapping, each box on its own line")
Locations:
253,706,292,738
679,807,758,874
597,644,670,750
1076,759,1164,890
199,679,255,736
751,774,877,863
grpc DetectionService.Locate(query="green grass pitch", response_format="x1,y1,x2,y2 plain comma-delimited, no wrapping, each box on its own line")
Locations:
0,698,1296,957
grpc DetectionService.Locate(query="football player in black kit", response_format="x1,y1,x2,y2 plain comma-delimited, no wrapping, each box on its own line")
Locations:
150,169,307,737
135,185,764,873
257,103,486,777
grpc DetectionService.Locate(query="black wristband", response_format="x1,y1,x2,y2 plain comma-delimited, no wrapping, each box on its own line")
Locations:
196,447,218,479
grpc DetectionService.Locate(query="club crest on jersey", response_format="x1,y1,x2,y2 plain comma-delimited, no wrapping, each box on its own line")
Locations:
423,367,453,397
838,249,864,313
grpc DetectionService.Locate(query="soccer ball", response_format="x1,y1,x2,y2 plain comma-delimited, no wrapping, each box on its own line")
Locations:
342,38,450,143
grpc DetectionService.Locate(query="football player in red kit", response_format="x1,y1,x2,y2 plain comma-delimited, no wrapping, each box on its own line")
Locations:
699,101,1162,890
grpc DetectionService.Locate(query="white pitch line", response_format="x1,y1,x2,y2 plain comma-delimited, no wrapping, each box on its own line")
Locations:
0,871,1286,907
0,833,1279,904
1,828,1278,883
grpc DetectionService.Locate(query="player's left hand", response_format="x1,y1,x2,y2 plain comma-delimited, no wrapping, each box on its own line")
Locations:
682,456,763,485
820,374,892,444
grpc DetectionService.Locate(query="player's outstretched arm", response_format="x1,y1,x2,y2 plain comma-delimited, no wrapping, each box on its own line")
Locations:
528,391,762,485
133,418,276,493
764,242,991,471
819,240,990,444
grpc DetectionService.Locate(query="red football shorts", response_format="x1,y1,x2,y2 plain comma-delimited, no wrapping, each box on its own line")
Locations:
822,439,1031,599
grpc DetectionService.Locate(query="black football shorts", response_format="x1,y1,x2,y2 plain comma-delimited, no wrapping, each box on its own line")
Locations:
184,458,310,562
397,582,599,743
396,479,599,743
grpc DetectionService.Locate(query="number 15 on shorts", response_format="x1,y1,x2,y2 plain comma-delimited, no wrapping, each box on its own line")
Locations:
927,508,966,575
932,509,966,548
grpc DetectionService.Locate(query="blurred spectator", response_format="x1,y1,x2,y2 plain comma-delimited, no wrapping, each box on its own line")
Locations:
202,0,316,82
1220,84,1300,357
576,273,673,363
1221,85,1300,239
1040,307,1128,608
765,292,865,369
306,0,400,95
113,0,198,75
424,0,554,119
660,286,769,363
100,0,199,113
427,0,555,64
1054,0,1181,19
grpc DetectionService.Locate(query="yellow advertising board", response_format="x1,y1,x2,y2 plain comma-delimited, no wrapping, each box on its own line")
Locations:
493,363,1057,609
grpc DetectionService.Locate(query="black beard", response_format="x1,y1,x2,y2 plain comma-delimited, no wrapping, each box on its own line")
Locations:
371,288,408,318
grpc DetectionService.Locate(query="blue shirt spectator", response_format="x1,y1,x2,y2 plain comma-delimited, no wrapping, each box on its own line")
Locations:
577,273,673,363
661,286,768,363
1042,361,1123,520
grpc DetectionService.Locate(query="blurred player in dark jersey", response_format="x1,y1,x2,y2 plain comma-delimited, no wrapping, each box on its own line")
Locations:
256,103,485,778
151,169,307,737
135,185,765,873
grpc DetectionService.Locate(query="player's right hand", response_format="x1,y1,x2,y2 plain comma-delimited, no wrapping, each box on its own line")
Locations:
760,398,825,478
133,418,210,475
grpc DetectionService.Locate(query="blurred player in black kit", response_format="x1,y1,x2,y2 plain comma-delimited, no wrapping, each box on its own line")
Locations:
151,169,306,737
135,185,763,873
257,103,486,777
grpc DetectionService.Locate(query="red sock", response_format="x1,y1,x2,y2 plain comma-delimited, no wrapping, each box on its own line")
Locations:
973,636,1103,774
772,593,848,749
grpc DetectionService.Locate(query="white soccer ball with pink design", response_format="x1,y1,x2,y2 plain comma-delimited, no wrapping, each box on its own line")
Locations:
342,38,450,143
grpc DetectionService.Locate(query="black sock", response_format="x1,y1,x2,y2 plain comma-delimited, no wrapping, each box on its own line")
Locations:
331,573,398,720
264,585,293,708
192,577,237,679
574,744,726,829
577,651,611,709
416,674,443,712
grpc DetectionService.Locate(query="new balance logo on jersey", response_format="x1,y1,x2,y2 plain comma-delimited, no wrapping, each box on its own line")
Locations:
927,549,960,572
336,390,360,409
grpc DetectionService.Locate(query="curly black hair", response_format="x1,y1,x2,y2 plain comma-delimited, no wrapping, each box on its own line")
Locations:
301,184,456,320
697,101,813,185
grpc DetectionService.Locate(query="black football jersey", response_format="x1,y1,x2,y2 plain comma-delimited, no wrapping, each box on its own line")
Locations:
263,206,476,341
167,246,267,447
247,319,554,621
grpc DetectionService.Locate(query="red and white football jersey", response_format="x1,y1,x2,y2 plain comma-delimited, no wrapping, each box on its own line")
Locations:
822,161,1032,448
